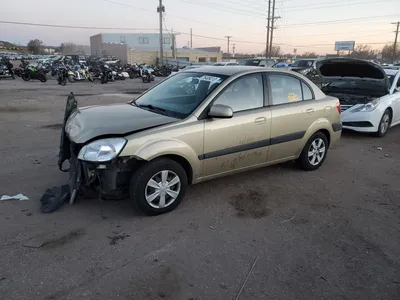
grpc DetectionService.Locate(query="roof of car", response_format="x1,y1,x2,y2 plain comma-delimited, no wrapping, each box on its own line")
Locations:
384,68,399,75
180,66,263,76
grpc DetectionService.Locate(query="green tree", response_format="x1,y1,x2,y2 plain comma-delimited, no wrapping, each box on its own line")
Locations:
27,39,43,54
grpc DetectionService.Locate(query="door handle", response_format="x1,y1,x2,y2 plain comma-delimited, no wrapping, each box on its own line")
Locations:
305,108,314,114
255,117,266,124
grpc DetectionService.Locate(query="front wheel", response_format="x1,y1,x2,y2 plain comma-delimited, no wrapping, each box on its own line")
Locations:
68,75,76,83
39,74,47,82
297,132,328,171
374,109,391,137
129,158,188,215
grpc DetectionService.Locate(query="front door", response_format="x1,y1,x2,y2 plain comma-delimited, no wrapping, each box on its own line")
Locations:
201,73,272,178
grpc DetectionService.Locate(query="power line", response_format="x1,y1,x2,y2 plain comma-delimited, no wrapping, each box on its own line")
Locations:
102,0,241,31
180,0,265,18
0,20,158,31
281,14,400,27
1,20,392,49
284,0,395,11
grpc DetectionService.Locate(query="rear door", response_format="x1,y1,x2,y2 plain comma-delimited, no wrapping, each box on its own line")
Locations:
201,73,271,177
266,73,318,162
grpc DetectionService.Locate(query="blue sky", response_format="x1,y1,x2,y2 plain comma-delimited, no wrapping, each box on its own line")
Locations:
1,0,399,54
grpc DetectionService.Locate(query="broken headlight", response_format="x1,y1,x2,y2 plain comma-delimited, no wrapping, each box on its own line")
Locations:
78,138,127,162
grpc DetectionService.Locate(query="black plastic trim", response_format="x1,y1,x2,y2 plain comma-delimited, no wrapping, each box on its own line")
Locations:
198,130,306,160
332,122,343,131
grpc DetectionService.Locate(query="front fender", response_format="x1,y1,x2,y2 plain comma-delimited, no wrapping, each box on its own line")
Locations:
120,138,202,179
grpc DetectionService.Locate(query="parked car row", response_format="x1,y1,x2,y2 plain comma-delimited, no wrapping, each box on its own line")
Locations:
44,58,400,216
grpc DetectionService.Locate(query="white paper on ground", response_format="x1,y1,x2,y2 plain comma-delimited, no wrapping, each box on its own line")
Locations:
0,194,29,201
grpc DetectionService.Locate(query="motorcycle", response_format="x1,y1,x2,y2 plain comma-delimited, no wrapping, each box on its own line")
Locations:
67,65,94,83
0,64,15,79
57,67,68,86
142,68,155,83
21,65,47,82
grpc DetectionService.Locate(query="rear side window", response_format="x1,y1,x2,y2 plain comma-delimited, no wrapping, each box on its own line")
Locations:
270,74,303,105
302,82,313,100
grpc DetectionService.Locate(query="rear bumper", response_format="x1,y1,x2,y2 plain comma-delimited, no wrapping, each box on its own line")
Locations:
330,123,342,146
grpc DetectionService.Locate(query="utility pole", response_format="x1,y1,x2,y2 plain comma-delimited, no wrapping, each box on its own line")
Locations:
232,43,236,58
392,22,399,64
269,0,280,58
157,0,165,65
266,0,271,58
225,36,232,55
190,28,193,48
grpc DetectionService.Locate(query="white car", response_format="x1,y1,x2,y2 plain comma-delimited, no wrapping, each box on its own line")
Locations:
168,65,201,77
212,62,239,66
317,58,400,137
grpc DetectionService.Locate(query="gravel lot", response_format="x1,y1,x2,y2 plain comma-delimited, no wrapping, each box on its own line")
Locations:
0,77,399,300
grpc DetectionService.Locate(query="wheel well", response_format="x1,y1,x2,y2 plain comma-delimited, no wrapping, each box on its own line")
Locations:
317,129,331,147
161,154,194,184
386,107,393,123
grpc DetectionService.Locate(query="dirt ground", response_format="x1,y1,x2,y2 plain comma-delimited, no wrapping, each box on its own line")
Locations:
0,77,399,300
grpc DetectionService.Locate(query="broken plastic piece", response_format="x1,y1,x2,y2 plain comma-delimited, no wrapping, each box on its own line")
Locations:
0,194,29,201
40,185,70,213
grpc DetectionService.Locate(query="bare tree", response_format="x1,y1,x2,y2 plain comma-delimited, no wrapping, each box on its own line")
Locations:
381,43,400,62
349,44,376,59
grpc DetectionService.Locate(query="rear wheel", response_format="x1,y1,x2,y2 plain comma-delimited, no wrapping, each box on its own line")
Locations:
129,158,188,215
22,73,30,81
68,75,76,83
374,109,391,137
297,132,328,171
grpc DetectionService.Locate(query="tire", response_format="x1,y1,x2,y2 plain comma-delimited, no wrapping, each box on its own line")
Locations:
374,109,391,137
61,77,67,86
68,75,76,83
22,73,30,81
39,75,47,83
297,132,328,171
120,75,125,80
129,158,188,215
88,76,94,82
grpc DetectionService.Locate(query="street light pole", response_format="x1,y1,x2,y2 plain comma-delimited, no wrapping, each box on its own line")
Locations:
225,36,232,55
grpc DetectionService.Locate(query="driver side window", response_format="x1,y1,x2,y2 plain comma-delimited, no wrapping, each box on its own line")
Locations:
213,74,264,112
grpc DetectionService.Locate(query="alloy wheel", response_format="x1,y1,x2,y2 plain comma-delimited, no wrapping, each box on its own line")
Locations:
145,170,181,209
308,138,326,166
380,113,390,134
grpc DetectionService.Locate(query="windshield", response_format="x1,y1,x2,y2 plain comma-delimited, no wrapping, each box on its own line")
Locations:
291,60,314,68
238,59,260,66
133,72,228,118
324,80,386,92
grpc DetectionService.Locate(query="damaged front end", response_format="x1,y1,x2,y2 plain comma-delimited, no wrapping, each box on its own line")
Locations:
41,93,139,213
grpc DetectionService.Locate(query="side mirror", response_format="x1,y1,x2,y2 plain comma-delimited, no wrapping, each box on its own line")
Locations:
208,104,233,118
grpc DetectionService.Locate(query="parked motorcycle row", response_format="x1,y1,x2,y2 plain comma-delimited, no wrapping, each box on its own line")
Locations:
0,57,181,86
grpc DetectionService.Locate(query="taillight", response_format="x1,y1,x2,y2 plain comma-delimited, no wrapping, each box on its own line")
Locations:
336,101,341,114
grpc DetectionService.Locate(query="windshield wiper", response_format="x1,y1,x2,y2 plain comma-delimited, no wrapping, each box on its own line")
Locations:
137,104,168,115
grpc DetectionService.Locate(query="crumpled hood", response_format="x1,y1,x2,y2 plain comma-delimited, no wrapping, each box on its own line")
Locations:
316,58,389,87
65,103,178,143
